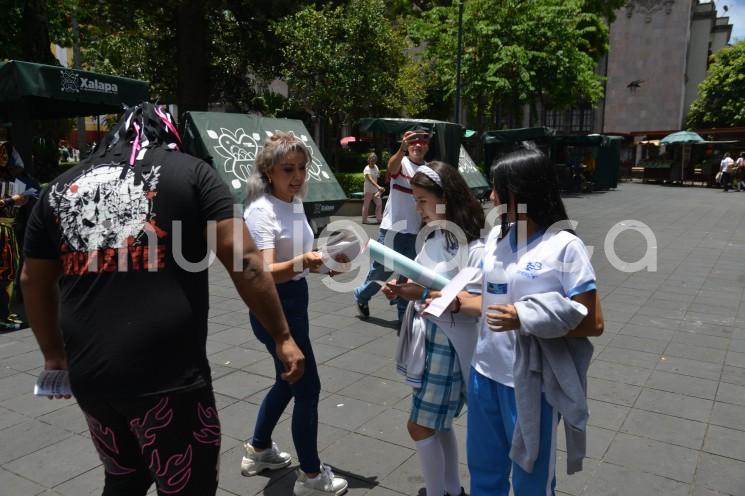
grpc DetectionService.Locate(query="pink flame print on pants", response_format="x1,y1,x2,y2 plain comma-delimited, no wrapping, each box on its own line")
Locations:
193,402,221,446
149,444,193,494
129,397,174,449
85,414,137,475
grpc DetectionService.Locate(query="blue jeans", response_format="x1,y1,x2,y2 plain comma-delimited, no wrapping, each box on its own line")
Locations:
353,229,418,320
467,368,558,496
249,278,321,474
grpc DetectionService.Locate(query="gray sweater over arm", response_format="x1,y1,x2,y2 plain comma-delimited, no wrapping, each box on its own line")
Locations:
510,292,593,475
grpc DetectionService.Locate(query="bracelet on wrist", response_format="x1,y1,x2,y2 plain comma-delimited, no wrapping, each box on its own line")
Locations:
452,296,461,314
421,287,429,302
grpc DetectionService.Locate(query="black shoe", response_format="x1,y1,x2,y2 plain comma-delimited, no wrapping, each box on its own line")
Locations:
445,488,467,496
356,301,370,319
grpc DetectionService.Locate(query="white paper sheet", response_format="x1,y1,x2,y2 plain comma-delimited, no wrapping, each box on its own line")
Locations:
34,369,72,397
319,230,363,274
422,266,480,318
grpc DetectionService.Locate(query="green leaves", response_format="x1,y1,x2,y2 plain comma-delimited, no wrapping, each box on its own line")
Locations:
409,0,607,125
274,0,412,123
687,41,745,128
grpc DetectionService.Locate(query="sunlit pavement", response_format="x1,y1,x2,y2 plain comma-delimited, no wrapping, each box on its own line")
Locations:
1,182,744,495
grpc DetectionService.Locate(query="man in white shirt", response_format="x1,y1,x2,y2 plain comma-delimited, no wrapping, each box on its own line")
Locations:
720,152,735,192
354,129,430,321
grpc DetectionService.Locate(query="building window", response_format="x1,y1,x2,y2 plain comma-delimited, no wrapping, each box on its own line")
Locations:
582,108,594,132
571,109,582,132
544,106,593,132
543,108,566,130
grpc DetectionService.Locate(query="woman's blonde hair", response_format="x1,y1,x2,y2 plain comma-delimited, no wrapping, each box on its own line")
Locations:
245,131,310,205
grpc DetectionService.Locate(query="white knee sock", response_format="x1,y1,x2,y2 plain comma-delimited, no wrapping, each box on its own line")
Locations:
415,435,444,496
437,429,462,496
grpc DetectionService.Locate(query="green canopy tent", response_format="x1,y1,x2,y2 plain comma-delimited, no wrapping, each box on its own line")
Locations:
660,131,704,183
0,60,149,172
356,117,489,197
356,117,463,169
181,112,347,231
459,145,490,199
482,127,555,169
482,127,622,190
550,134,624,190
482,127,555,145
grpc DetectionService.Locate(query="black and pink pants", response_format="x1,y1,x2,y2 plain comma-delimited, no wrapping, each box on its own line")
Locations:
77,386,221,496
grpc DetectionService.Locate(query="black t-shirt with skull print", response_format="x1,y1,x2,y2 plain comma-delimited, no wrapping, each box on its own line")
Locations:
24,147,237,398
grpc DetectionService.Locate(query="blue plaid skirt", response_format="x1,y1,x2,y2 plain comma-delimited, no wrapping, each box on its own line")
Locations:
409,320,465,430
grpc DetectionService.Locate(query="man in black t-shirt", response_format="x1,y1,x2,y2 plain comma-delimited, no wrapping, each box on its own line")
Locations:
21,103,304,496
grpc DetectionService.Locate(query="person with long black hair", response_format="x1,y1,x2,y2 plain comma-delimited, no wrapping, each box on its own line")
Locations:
384,161,484,496
21,103,304,496
430,148,604,495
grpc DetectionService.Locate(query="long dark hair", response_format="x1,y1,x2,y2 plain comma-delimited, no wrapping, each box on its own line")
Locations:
411,160,485,246
490,147,570,238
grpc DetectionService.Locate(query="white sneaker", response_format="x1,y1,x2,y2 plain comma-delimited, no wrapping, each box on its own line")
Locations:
240,441,292,476
293,464,348,496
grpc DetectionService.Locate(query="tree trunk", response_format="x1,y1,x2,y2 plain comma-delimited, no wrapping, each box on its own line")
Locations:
476,93,485,136
176,0,209,120
530,100,539,128
20,0,56,64
493,95,501,129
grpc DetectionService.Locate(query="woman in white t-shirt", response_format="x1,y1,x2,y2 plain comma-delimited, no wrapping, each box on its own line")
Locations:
240,132,347,496
429,148,604,496
383,161,485,496
362,152,384,224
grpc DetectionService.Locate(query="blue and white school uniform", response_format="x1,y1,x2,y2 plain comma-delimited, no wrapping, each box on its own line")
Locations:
409,231,483,430
468,226,596,496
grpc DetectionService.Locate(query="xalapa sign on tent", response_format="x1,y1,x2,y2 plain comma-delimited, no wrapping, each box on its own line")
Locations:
0,60,149,171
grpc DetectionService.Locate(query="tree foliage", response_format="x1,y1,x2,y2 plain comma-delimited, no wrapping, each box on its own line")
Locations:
583,0,626,23
0,0,623,136
409,0,608,128
274,0,414,125
1,0,316,114
687,41,745,129
0,0,75,63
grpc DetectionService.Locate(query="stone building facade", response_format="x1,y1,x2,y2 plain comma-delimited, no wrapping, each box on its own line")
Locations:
602,0,732,134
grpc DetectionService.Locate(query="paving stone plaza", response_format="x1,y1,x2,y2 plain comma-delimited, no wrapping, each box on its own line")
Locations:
1,182,744,496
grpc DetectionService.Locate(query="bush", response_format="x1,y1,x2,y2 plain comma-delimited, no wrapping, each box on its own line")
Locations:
335,169,386,197
335,149,370,173
335,172,365,196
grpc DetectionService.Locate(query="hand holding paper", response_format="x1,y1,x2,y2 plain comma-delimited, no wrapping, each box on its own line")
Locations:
34,369,72,398
319,230,363,274
383,280,424,301
423,267,480,318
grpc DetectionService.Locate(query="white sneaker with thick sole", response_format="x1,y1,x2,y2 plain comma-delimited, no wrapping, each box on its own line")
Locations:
293,464,348,496
240,441,292,476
